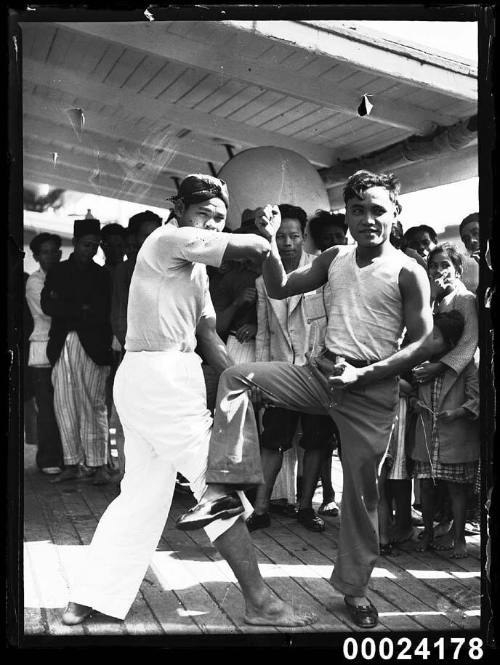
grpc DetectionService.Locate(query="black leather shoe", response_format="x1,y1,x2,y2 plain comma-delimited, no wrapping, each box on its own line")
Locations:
246,511,271,531
297,508,325,532
62,602,93,625
344,598,379,628
176,493,244,531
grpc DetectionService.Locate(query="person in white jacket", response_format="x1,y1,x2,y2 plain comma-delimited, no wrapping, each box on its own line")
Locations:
247,204,338,533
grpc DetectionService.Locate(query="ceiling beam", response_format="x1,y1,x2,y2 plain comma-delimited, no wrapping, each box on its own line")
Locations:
326,145,478,208
224,20,478,102
23,93,231,166
24,57,335,167
24,153,176,203
58,21,457,134
23,131,214,183
24,168,173,212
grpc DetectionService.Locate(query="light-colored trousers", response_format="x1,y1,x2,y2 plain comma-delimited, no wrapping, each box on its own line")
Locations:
70,350,251,620
52,332,110,467
207,361,398,598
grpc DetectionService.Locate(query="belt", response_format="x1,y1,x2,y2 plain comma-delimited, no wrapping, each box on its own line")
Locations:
323,348,373,368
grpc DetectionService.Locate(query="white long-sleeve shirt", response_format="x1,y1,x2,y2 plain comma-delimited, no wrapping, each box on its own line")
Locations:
25,267,52,367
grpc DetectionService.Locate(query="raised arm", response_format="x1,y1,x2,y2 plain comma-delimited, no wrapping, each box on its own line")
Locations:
256,205,334,299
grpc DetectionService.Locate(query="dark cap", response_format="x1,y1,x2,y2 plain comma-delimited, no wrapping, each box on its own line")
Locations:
74,219,101,239
169,173,229,209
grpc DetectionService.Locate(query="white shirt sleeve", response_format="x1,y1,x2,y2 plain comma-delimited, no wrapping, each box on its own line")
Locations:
169,226,230,268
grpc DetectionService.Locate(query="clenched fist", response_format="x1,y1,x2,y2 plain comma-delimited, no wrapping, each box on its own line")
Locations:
254,205,281,241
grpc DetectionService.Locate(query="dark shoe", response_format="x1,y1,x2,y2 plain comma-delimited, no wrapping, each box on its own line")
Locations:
176,493,244,531
344,597,379,628
297,508,325,532
246,511,271,531
62,602,93,625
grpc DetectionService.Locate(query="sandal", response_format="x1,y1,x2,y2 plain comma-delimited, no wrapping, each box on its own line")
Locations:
297,508,325,532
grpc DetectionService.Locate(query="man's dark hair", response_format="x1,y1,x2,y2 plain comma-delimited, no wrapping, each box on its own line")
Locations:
101,223,126,239
427,242,463,275
128,210,162,234
418,224,438,244
433,310,465,350
343,170,401,208
29,232,62,256
403,224,438,245
308,210,347,245
459,212,479,237
278,204,307,233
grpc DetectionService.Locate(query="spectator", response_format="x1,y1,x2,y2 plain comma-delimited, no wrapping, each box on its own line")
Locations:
305,209,348,517
404,224,438,259
391,218,427,269
100,223,126,277
411,243,478,548
459,213,479,293
41,219,113,485
307,210,348,252
212,210,264,364
412,311,479,559
25,233,64,474
23,272,37,448
247,204,337,533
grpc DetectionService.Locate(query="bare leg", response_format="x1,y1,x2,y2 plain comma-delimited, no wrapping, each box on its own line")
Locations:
253,448,283,515
298,448,327,511
447,481,468,558
214,519,316,626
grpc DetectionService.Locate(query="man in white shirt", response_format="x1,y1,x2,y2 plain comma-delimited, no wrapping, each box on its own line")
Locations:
25,233,64,474
62,174,315,629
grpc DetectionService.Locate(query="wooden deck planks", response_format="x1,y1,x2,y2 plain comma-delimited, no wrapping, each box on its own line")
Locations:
23,444,482,638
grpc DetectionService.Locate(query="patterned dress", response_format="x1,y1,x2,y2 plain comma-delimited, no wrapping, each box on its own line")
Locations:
414,376,477,483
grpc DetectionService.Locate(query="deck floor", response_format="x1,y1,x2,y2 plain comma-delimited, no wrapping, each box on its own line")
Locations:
23,442,481,643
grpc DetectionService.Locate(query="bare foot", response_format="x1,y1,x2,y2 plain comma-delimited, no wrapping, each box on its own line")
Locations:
450,540,468,559
245,595,317,627
416,530,433,552
433,519,453,539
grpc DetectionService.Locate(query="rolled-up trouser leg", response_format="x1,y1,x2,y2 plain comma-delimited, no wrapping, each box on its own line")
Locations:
329,378,398,598
206,361,327,487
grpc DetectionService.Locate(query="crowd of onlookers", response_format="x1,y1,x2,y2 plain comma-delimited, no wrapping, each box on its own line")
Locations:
23,202,481,557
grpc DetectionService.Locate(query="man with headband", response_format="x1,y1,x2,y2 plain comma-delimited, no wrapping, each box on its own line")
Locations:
62,174,316,629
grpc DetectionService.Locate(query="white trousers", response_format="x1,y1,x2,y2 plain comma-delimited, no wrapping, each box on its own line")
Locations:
70,350,251,620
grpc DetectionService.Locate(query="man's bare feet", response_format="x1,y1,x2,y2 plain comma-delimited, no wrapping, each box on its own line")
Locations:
450,540,468,559
244,594,316,627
